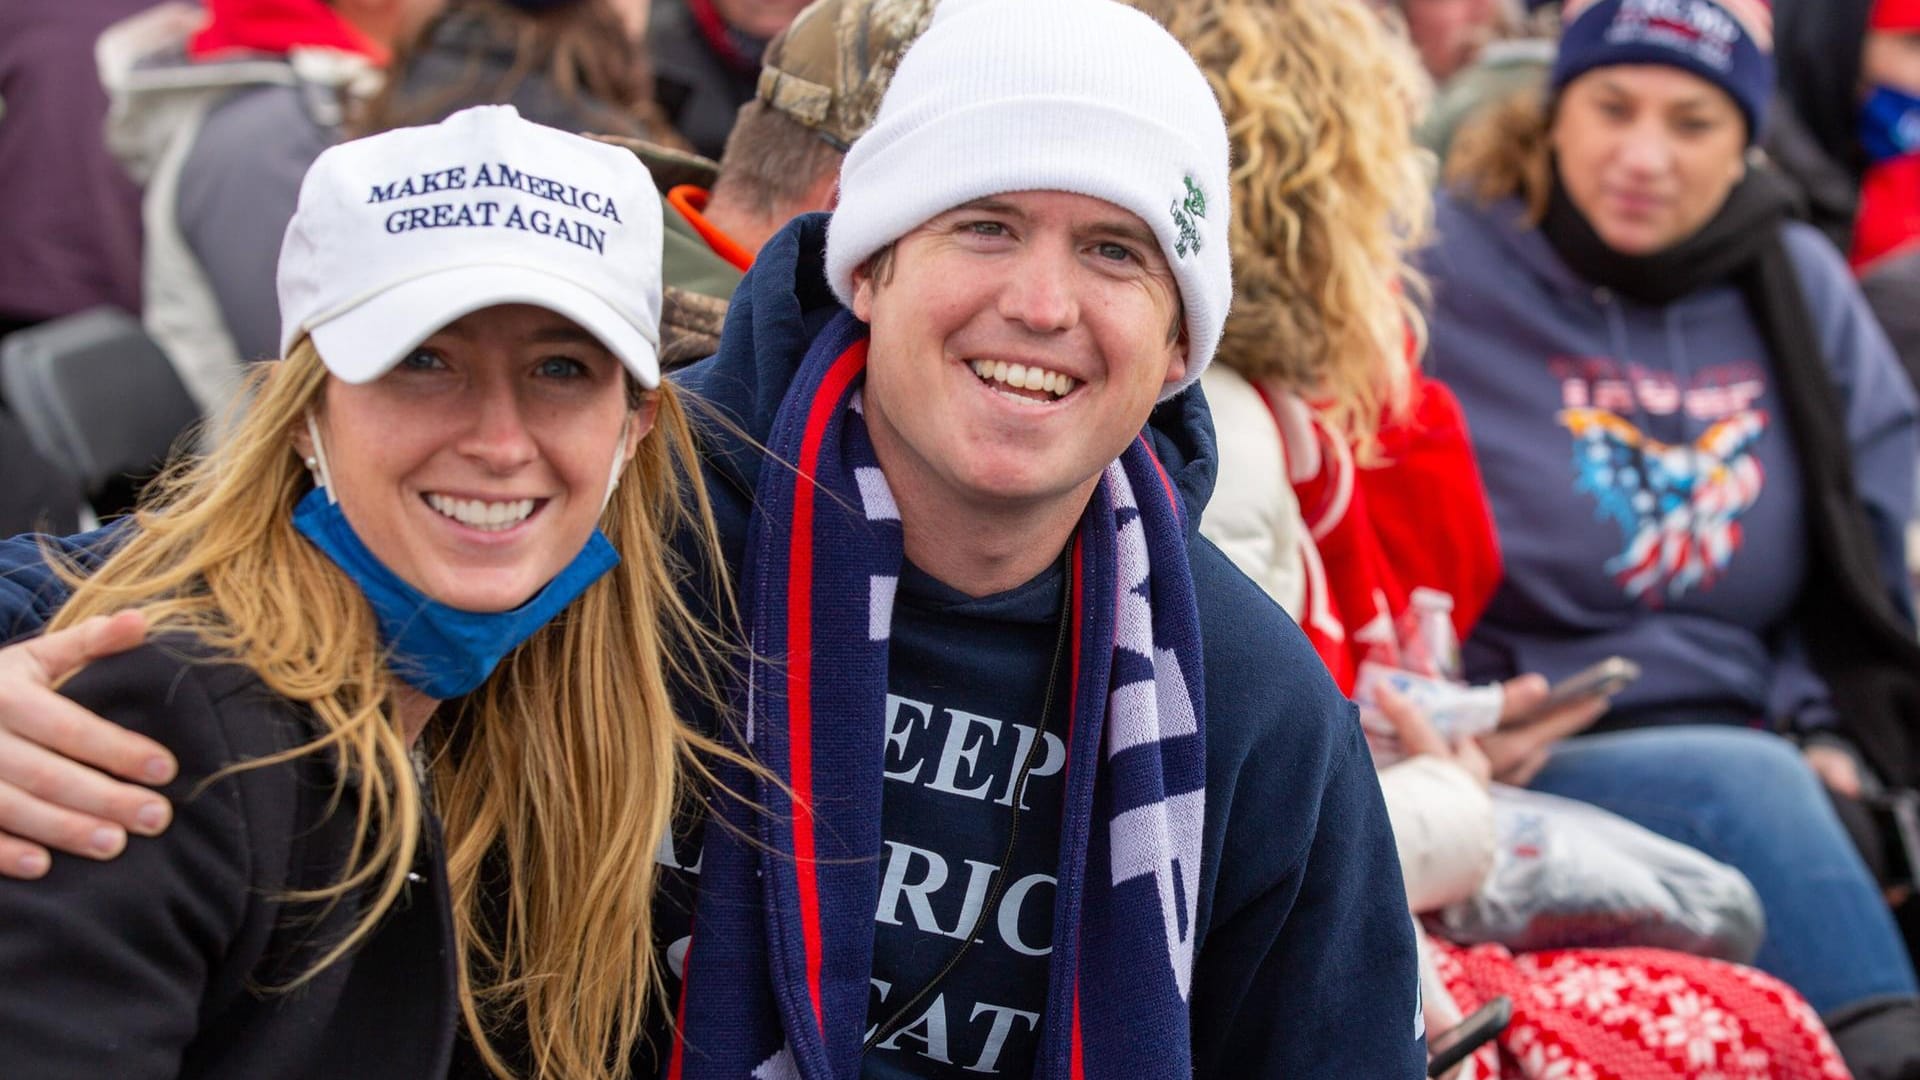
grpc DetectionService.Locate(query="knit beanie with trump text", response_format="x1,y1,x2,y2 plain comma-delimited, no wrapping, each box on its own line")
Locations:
1553,0,1776,142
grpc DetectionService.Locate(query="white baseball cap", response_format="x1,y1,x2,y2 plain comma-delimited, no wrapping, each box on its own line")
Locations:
277,105,664,388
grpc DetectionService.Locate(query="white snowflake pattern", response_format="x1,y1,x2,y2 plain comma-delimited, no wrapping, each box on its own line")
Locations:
1726,966,1854,1080
1435,943,1854,1080
1525,955,1645,1026
1538,963,1632,1012
1506,1024,1599,1080
1646,989,1740,1069
1638,971,1694,999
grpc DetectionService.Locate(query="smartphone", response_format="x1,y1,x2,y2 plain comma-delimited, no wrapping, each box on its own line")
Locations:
1427,995,1512,1077
1866,789,1920,890
1509,657,1641,724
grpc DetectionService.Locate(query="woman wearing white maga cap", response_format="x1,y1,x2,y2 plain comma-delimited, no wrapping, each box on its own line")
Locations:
0,105,735,1080
277,104,663,390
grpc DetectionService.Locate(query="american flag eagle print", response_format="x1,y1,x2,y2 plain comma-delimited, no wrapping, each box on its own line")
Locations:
1560,406,1768,604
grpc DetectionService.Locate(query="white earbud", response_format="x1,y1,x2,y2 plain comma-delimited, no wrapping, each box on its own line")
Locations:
303,411,339,505
601,414,632,512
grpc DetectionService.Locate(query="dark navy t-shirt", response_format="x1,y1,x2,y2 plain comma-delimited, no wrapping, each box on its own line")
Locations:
860,559,1069,1078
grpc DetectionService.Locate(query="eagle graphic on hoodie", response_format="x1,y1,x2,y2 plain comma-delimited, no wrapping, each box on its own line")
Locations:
1561,405,1768,603
1420,189,1917,727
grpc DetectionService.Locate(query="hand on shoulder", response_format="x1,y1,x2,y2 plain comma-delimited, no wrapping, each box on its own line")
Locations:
0,611,173,880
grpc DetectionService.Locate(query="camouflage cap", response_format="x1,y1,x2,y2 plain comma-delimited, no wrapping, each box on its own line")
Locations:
755,0,939,151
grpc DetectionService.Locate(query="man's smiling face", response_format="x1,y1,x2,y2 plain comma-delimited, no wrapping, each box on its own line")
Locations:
851,189,1188,521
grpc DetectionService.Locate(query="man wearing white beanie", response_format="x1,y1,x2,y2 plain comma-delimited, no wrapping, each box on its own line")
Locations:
824,0,1234,396
0,0,1425,1075
659,0,1422,1075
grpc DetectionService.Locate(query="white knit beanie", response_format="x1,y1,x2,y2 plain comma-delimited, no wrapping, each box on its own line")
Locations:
824,0,1232,400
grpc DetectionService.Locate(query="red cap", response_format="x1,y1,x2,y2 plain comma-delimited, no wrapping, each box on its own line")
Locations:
1872,0,1920,32
188,0,388,65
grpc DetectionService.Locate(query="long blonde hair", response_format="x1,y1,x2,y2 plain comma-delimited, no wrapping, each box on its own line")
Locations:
1160,0,1434,448
51,339,739,1078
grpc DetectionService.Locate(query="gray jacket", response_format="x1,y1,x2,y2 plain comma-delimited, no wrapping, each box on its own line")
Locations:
99,8,376,416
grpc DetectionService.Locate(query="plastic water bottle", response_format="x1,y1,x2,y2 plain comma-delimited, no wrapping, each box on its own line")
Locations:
1396,587,1461,682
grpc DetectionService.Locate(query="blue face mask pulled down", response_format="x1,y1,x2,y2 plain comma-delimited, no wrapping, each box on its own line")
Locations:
1861,84,1920,166
292,487,620,699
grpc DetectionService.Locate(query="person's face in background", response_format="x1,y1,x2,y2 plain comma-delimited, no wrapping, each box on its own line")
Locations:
1862,29,1920,96
1400,0,1502,82
1552,65,1748,255
298,304,652,613
713,0,813,39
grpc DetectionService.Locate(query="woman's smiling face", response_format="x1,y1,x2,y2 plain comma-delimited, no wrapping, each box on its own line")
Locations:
299,304,651,613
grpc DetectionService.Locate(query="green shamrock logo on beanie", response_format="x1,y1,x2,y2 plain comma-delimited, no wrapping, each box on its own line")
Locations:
1172,176,1206,260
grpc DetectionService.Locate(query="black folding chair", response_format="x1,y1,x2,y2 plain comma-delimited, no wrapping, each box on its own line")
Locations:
0,307,201,519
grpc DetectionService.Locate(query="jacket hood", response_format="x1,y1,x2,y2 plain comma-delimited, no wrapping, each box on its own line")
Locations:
1147,384,1219,540
673,211,1220,536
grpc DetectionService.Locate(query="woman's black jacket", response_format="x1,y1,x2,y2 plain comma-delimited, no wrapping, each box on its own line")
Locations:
0,637,457,1077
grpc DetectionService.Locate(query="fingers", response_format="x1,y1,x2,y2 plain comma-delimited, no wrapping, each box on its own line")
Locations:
86,610,149,664
0,688,177,787
1483,699,1567,784
0,619,176,789
1494,745,1552,788
1522,695,1608,748
1803,745,1863,800
11,611,148,687
1497,674,1548,722
0,724,171,833
0,771,133,869
1451,734,1494,790
0,729,171,860
0,614,175,859
0,835,51,880
1477,725,1545,782
1373,684,1450,759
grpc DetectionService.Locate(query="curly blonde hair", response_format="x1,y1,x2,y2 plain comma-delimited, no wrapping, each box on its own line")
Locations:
1157,0,1435,447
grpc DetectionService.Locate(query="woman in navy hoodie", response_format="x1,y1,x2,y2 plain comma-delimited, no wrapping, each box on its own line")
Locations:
1426,0,1920,1065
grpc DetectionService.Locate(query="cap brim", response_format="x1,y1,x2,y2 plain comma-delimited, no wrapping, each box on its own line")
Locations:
308,264,660,389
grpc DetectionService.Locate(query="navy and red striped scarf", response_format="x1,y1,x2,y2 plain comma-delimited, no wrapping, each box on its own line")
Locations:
670,311,1209,1079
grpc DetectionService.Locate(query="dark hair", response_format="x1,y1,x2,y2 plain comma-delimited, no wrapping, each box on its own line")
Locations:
710,100,846,217
1773,0,1873,175
351,0,684,144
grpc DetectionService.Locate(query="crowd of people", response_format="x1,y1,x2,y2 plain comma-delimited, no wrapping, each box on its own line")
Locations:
3,0,1920,1077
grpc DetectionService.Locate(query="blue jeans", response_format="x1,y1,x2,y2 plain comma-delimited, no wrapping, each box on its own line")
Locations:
1530,725,1919,1015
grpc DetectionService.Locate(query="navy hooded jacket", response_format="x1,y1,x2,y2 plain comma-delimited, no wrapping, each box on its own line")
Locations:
0,213,1424,1077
